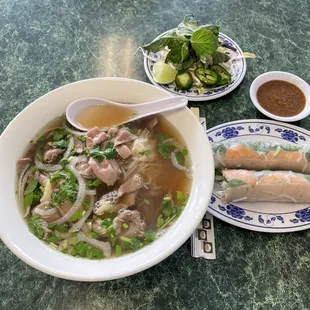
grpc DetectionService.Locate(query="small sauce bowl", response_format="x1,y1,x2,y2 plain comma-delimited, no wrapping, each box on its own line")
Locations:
250,71,310,122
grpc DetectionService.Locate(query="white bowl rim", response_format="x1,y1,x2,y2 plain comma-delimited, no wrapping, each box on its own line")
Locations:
249,71,310,122
0,77,214,281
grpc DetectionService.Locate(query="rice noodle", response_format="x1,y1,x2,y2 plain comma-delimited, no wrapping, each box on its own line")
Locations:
171,152,187,171
53,157,86,225
69,196,94,232
76,231,111,257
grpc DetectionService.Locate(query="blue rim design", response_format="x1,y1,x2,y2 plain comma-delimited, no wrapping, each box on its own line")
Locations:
207,119,310,232
144,31,246,101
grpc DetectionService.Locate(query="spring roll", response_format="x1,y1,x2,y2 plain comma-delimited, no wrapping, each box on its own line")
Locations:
220,169,310,203
212,141,310,173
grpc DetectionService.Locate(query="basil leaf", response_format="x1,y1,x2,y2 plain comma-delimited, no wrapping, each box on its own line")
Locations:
227,179,247,188
24,178,38,196
173,57,194,70
190,29,218,57
211,51,230,64
200,24,220,36
165,41,190,64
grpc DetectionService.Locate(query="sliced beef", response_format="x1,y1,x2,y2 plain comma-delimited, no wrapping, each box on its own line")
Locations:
44,148,64,163
85,127,108,148
114,129,137,146
73,136,85,154
88,158,118,186
118,174,144,197
115,144,132,159
113,209,146,238
76,161,96,179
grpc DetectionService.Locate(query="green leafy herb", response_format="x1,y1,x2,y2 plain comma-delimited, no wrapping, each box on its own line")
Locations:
53,129,69,142
47,234,62,244
36,152,44,162
55,225,69,232
24,178,38,196
281,145,301,152
128,128,136,134
129,237,143,251
37,136,47,145
52,183,77,206
77,136,86,143
86,179,103,189
144,231,157,243
143,199,150,205
158,142,175,159
175,151,185,165
60,158,69,168
86,247,104,259
52,140,69,149
32,188,43,205
161,197,174,217
69,209,84,224
87,232,100,239
176,191,188,206
115,245,122,257
24,192,34,207
210,51,231,64
101,218,113,228
28,216,44,239
139,149,151,156
215,169,222,176
173,57,195,70
156,214,165,228
227,178,247,188
190,28,218,57
157,134,169,142
89,144,117,162
306,152,310,162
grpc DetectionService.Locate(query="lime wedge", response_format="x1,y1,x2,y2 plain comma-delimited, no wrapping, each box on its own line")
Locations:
153,62,177,84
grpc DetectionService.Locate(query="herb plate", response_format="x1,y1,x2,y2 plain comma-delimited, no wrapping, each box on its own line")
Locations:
143,30,246,102
207,119,310,233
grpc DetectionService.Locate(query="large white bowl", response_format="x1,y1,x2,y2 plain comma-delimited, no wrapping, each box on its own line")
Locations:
0,78,214,281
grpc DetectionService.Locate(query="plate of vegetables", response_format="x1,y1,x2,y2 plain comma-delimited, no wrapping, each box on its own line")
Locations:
142,16,253,101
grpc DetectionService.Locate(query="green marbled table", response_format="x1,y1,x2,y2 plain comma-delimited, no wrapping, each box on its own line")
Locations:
1,1,310,309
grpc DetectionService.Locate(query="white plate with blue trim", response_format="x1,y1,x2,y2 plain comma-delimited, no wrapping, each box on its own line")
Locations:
207,119,310,233
143,30,246,102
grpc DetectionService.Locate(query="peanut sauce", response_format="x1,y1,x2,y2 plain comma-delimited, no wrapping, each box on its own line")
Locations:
257,80,306,117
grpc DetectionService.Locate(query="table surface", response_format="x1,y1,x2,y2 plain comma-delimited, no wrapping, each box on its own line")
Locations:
1,1,310,309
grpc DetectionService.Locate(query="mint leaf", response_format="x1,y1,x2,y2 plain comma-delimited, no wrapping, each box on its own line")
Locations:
200,24,220,36
165,40,190,64
190,29,218,57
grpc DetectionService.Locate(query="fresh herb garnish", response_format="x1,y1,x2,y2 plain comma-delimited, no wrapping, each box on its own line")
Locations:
24,192,34,208
144,231,157,243
86,179,102,189
28,216,44,239
60,158,69,168
24,178,39,196
52,140,69,149
77,136,86,143
37,136,47,146
139,149,151,156
87,232,100,239
227,179,247,188
68,209,84,224
53,128,69,142
89,143,117,162
158,142,175,159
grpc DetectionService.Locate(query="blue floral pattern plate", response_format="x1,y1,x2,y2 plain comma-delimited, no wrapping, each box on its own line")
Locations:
207,119,310,233
143,30,246,102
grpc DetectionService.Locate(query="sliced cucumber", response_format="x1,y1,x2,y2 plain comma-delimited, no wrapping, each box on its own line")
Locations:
175,71,193,90
210,65,232,86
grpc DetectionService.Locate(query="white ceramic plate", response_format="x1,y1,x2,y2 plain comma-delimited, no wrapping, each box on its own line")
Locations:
207,119,310,233
143,31,246,101
0,78,214,281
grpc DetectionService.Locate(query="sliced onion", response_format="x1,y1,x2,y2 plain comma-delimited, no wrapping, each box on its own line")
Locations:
41,220,51,232
53,158,86,225
64,124,86,136
63,137,74,159
76,231,111,257
18,165,31,217
23,207,31,218
171,151,187,171
33,206,57,217
69,196,94,232
35,155,62,172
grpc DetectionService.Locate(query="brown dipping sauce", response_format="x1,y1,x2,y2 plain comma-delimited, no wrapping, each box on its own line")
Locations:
257,80,306,117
